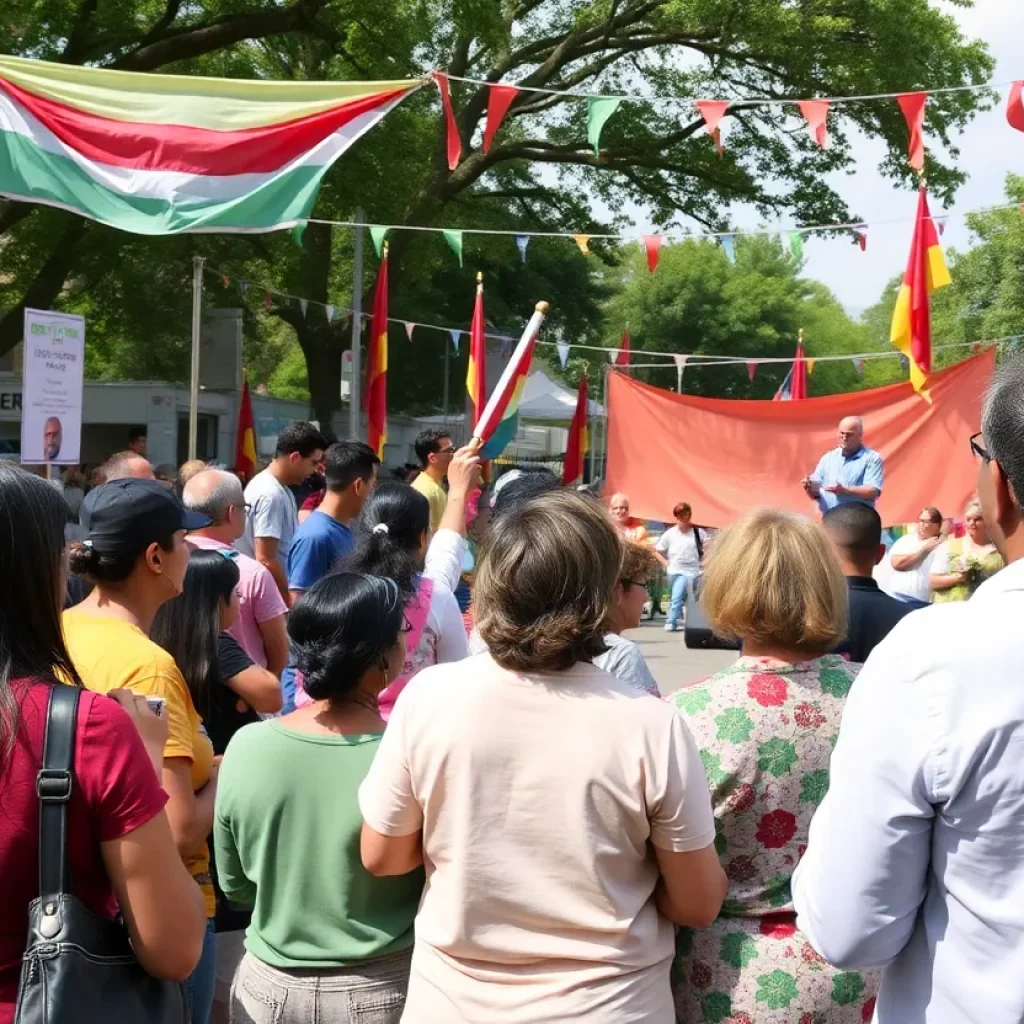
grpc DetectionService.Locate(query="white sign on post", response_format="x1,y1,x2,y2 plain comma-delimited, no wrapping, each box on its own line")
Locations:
21,308,85,466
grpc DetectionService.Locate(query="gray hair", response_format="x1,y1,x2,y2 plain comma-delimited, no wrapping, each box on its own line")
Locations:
182,469,243,521
982,355,1024,510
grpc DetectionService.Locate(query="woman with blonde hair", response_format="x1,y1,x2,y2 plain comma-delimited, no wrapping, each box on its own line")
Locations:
667,509,878,1024
359,489,725,1022
929,498,1004,602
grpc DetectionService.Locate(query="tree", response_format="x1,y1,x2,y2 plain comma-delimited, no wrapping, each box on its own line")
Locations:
0,0,996,428
600,235,878,398
863,173,1024,372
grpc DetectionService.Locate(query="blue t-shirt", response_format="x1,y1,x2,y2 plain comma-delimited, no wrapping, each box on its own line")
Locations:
810,445,884,513
286,511,353,593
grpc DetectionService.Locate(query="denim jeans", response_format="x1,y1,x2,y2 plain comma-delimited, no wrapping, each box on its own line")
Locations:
667,572,695,628
231,950,411,1024
185,917,218,1024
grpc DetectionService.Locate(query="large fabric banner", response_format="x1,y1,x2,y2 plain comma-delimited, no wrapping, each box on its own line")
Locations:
606,350,995,527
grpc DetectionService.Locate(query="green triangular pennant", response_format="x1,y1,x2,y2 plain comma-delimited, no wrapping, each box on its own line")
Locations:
369,225,389,257
587,97,621,155
290,221,307,247
443,229,464,267
786,230,804,263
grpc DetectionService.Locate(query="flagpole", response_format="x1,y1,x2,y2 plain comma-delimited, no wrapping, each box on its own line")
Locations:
600,365,609,486
188,255,205,461
348,208,364,439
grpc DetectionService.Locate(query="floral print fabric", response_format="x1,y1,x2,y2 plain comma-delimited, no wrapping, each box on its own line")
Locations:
668,655,878,1024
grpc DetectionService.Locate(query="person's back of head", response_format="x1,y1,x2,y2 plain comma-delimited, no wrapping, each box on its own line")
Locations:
475,489,621,673
0,464,81,763
275,422,328,460
289,572,406,705
413,429,450,470
821,503,884,578
324,440,380,494
182,469,245,538
98,450,155,483
490,468,561,523
980,354,1024,560
343,481,430,598
178,459,208,491
701,508,847,655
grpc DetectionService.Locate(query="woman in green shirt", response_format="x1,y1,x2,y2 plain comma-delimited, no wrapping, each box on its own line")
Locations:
930,500,1005,603
213,572,421,1024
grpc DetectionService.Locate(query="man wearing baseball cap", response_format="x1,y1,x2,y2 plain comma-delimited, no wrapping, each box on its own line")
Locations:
62,479,222,1024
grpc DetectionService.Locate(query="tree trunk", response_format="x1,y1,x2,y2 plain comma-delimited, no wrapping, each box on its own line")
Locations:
296,317,344,440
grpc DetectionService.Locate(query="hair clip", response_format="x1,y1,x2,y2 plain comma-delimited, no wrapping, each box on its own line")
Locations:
372,523,390,535
81,539,93,549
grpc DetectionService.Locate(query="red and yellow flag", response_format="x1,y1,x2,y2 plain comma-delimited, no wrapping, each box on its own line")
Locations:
563,374,589,485
466,272,487,425
890,187,951,400
365,245,388,458
234,371,257,483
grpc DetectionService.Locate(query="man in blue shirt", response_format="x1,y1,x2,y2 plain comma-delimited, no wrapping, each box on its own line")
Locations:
802,415,884,515
287,439,379,603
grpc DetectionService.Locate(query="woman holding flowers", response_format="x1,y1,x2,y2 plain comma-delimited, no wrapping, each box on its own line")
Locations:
930,499,1004,603
667,509,878,1024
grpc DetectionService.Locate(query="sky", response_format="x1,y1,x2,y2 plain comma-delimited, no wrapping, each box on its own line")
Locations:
734,1,1024,317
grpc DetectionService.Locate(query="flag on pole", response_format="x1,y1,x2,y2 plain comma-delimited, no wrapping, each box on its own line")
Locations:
465,273,487,426
364,245,389,457
234,372,257,483
474,301,549,458
563,374,589,485
615,328,631,367
0,54,423,235
773,338,808,401
889,187,951,399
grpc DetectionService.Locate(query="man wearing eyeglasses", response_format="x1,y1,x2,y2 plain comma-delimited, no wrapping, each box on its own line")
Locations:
801,415,884,515
411,428,456,532
793,357,1024,1024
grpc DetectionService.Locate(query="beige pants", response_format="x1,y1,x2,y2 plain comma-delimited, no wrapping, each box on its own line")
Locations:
230,949,412,1024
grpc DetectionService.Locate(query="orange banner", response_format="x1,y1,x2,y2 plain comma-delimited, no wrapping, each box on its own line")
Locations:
606,350,995,527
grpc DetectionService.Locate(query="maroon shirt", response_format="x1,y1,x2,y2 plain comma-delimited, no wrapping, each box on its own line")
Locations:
0,681,168,1023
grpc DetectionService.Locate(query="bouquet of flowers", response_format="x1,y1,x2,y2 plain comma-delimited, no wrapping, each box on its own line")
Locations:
954,554,985,589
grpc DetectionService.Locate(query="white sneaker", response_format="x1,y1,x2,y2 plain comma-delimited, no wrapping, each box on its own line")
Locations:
664,623,676,633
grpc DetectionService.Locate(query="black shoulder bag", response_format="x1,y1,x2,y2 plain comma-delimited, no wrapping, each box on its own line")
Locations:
15,685,188,1024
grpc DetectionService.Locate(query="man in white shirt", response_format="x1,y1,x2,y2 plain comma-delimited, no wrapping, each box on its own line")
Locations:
655,501,705,632
792,355,1024,1024
235,422,326,600
883,505,944,604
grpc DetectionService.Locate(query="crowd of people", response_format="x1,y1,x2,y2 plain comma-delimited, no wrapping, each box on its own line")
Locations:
2,359,1024,1024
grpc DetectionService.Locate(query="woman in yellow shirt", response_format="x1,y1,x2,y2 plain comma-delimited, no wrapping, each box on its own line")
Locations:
63,478,221,1024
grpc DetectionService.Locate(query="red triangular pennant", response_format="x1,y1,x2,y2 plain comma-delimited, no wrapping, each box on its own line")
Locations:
483,84,519,152
1007,81,1024,134
897,92,928,172
434,72,461,170
797,99,830,148
643,235,662,273
696,100,729,153
747,360,757,382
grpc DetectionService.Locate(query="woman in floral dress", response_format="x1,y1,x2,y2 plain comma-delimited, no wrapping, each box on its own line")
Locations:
667,509,879,1024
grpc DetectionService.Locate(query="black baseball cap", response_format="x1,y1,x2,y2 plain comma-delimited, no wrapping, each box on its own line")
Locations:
80,478,211,556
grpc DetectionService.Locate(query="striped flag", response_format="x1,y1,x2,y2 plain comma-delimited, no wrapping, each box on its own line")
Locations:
563,374,589,485
890,187,951,399
474,302,548,458
773,340,808,401
0,54,421,234
465,274,487,425
365,248,389,458
234,372,257,483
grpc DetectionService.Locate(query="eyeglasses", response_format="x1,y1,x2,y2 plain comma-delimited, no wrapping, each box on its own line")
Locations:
622,578,649,590
438,445,457,455
969,432,990,462
232,502,251,515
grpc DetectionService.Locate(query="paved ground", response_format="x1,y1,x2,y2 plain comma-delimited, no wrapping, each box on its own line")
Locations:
625,619,737,695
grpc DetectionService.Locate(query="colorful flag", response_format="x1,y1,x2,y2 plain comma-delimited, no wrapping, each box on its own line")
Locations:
889,187,951,399
563,374,589,485
364,247,389,457
773,339,808,401
474,303,548,458
234,372,257,483
616,327,631,367
0,54,422,235
465,274,487,426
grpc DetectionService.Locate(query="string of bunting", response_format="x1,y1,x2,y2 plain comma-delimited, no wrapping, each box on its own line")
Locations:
433,71,1024,176
309,199,1024,271
202,262,1018,371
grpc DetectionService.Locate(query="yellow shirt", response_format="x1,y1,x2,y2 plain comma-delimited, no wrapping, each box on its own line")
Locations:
411,472,448,533
62,610,216,917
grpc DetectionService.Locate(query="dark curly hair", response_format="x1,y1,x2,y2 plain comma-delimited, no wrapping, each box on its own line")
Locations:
475,489,622,672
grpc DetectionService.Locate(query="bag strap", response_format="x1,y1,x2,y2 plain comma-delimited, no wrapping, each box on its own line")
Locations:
37,685,80,901
694,527,704,561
